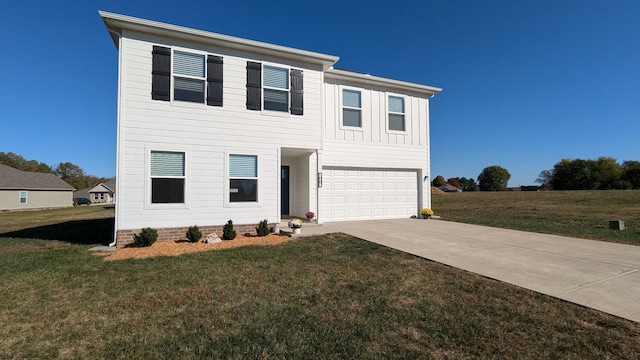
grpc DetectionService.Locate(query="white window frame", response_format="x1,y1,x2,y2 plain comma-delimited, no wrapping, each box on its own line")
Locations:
170,47,207,106
224,151,261,207
19,191,27,204
387,94,407,133
340,86,363,130
261,63,291,115
145,147,189,209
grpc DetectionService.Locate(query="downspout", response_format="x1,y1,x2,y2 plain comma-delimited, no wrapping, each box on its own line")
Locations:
107,26,122,247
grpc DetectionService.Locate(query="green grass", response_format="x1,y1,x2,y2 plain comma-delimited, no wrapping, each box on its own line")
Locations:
433,190,640,245
0,205,114,245
1,233,640,359
1,197,640,358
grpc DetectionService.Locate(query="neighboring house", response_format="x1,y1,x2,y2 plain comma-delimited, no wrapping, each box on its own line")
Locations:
100,11,442,246
88,178,116,203
0,164,75,210
439,184,462,193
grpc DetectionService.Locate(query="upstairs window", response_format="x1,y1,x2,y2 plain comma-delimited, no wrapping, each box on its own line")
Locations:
342,89,362,127
173,51,205,103
246,62,303,115
151,46,223,106
229,154,258,202
388,95,405,131
150,151,185,204
263,66,289,112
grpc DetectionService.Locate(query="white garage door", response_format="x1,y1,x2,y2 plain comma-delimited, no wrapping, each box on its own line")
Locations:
322,168,418,222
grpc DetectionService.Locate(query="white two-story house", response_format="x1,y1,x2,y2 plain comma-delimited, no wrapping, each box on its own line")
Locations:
100,11,442,246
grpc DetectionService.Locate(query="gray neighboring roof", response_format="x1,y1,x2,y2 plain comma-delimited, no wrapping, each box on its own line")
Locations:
439,184,462,192
0,164,75,191
74,188,90,199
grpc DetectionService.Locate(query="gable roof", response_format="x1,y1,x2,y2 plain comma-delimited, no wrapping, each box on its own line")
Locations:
89,183,115,193
325,68,442,98
0,164,75,191
99,11,340,70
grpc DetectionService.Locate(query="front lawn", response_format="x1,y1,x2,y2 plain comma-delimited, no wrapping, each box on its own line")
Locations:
1,234,639,359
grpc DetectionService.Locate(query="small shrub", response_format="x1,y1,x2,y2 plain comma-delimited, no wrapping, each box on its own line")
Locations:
73,198,78,207
223,220,236,240
186,225,202,243
256,219,270,237
131,227,158,247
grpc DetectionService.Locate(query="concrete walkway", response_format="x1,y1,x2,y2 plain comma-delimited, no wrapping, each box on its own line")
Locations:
298,218,640,323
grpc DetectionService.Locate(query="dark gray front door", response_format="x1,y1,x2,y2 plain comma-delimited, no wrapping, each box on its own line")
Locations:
281,166,290,215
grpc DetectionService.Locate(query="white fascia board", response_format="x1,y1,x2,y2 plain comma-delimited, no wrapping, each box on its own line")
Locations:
325,68,443,97
99,11,340,70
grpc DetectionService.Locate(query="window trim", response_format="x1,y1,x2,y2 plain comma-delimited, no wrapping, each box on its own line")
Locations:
340,86,363,130
387,93,407,133
225,151,261,207
19,191,27,204
261,63,291,114
171,48,206,105
145,147,189,209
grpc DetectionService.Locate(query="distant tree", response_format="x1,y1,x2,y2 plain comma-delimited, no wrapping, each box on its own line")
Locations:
623,160,640,189
550,157,626,190
592,157,624,190
535,169,554,190
456,177,478,191
478,165,511,191
447,177,460,188
0,152,53,173
55,162,86,189
431,175,446,187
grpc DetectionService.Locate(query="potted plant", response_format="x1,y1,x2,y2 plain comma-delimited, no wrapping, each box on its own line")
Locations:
305,211,315,222
420,208,434,219
288,218,303,234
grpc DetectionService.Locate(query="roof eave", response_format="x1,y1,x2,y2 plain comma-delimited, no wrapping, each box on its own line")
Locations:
99,11,340,70
325,68,443,97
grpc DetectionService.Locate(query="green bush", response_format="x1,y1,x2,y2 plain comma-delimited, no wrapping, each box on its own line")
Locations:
186,225,202,243
223,220,236,240
131,227,158,247
256,219,270,237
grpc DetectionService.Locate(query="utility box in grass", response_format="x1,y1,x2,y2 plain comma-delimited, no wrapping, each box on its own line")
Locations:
609,220,625,231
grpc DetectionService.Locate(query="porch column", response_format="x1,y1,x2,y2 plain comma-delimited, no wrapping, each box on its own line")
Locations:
316,149,323,224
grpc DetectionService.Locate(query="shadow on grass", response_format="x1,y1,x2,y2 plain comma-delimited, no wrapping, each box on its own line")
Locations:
0,218,114,246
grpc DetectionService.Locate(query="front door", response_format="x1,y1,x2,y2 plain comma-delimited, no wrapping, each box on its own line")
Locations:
281,166,290,215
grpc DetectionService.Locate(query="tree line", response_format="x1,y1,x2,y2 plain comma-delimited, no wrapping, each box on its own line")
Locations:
433,157,640,192
537,157,640,190
0,152,111,190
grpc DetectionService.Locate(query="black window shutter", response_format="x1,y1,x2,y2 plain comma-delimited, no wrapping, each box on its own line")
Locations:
151,46,171,101
290,69,303,115
206,55,223,106
246,61,262,110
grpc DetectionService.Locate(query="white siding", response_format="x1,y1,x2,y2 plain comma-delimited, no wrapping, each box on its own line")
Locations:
116,31,324,231
322,79,432,216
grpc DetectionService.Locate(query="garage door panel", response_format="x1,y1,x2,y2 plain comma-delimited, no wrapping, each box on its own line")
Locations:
322,167,418,222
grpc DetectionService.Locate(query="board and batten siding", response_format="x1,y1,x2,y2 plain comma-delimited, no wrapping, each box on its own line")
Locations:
116,31,325,231
321,79,432,214
322,80,431,169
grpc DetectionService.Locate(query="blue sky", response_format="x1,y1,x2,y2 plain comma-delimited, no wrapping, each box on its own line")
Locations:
1,1,638,186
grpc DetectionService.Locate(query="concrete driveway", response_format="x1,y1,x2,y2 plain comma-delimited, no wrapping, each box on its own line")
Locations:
318,219,640,323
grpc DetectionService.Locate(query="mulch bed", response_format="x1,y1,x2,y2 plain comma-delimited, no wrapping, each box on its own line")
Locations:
98,233,293,261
